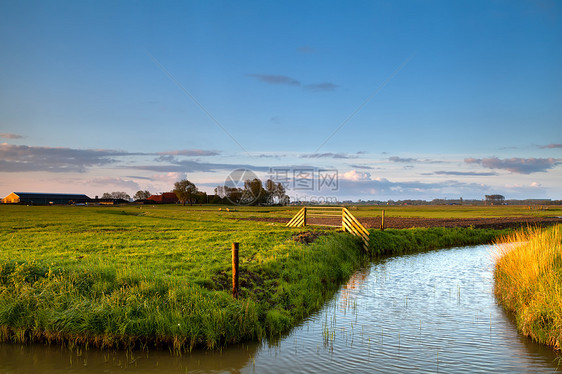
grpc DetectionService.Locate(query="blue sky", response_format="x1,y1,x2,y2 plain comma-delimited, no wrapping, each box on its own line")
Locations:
1,0,561,201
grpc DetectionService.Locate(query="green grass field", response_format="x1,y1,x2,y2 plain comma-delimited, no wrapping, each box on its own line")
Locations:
0,205,363,349
0,204,522,350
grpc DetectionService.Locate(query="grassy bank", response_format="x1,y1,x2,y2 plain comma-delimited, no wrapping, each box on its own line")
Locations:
494,225,562,350
0,205,367,350
368,227,507,255
0,205,508,351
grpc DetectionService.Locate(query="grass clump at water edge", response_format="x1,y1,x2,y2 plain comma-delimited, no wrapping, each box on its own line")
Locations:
368,227,507,255
494,225,562,350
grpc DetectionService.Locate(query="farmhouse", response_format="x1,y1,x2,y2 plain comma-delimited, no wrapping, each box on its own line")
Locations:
147,192,179,204
1,192,91,205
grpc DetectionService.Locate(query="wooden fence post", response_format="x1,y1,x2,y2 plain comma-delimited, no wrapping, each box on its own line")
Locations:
232,242,239,299
380,210,385,231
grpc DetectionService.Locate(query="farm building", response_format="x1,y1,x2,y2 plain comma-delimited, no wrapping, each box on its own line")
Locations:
1,192,91,205
147,192,179,204
90,198,129,205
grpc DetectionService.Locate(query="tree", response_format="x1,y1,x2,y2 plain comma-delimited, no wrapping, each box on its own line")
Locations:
216,179,290,205
243,178,266,205
264,179,289,205
102,192,131,201
215,185,243,204
174,179,198,206
485,194,505,205
133,190,151,201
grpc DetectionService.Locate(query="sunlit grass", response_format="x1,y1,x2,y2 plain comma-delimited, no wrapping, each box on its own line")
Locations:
494,225,562,349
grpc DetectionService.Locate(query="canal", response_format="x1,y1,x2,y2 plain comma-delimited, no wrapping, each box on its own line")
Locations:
1,244,560,373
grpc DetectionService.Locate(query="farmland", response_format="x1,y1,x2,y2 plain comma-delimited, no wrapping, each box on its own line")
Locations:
0,204,558,350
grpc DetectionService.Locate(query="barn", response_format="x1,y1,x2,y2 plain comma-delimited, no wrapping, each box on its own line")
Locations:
147,192,179,204
1,192,91,205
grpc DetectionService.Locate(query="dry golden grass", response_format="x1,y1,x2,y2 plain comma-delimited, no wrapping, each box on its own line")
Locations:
494,225,562,349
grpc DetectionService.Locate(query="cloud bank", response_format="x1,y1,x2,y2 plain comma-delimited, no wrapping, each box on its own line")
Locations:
0,143,127,172
247,74,300,86
300,152,359,159
0,133,23,139
434,171,497,176
465,157,560,174
248,73,338,92
157,149,220,156
0,144,227,173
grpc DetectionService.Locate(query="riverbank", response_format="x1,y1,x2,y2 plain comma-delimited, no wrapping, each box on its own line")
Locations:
0,205,509,351
494,225,562,350
368,227,507,255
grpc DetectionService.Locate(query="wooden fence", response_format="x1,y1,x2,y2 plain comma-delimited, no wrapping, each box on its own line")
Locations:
287,206,370,251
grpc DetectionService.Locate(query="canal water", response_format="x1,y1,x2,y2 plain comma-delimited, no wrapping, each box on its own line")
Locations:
1,244,561,373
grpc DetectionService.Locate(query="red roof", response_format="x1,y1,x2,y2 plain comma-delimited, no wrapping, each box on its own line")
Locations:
148,192,178,204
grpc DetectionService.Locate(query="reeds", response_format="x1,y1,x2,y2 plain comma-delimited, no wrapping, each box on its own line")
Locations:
494,225,562,349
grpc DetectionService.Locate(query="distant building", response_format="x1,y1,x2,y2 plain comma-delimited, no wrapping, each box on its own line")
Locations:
90,197,130,205
1,192,91,205
147,192,179,204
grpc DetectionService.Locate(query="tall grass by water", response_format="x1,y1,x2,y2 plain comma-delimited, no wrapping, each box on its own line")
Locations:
494,225,562,349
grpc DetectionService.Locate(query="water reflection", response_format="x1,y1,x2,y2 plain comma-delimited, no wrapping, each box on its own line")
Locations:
250,245,561,373
0,341,259,373
1,244,561,373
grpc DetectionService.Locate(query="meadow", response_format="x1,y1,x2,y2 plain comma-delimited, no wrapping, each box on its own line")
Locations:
0,204,363,350
0,204,529,350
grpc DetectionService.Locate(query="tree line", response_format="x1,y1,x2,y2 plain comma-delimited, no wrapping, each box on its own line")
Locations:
100,177,290,206
214,178,289,205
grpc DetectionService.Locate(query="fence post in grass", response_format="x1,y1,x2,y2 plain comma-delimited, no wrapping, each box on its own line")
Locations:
232,242,239,299
380,210,385,231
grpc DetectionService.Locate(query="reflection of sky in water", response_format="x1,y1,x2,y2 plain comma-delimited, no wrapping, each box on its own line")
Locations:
1,244,560,373
251,245,561,373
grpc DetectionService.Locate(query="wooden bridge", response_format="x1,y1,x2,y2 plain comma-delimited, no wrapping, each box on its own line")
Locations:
287,206,370,251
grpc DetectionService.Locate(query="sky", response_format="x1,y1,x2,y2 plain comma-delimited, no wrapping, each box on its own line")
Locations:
1,0,561,202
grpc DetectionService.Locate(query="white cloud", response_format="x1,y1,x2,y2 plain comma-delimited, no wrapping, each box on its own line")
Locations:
341,170,372,181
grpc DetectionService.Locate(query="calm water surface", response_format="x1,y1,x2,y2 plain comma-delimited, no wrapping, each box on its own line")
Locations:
1,244,561,373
